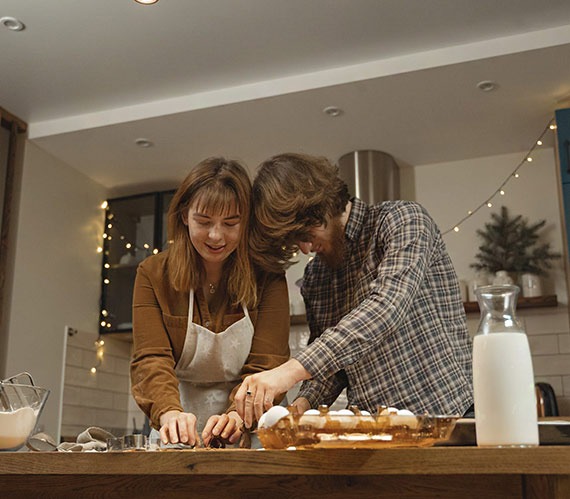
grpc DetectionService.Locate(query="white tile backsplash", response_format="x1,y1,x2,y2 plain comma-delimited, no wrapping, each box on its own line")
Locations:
557,396,570,416
62,385,81,406
563,376,570,396
532,354,570,377
527,334,559,355
559,332,570,354
96,371,129,394
61,330,136,439
520,308,570,335
79,387,114,409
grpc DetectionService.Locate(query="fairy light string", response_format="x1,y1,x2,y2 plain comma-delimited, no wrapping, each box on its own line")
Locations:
94,121,558,335
96,201,162,331
442,119,557,235
90,336,106,374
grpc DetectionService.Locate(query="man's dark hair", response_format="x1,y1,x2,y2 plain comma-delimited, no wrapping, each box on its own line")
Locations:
251,153,350,272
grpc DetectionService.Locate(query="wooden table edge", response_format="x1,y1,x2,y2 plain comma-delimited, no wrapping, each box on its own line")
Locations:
1,446,569,476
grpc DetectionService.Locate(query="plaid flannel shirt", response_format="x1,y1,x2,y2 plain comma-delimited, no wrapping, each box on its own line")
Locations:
295,199,473,415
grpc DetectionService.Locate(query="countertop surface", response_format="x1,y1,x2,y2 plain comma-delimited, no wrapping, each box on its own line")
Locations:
1,446,570,476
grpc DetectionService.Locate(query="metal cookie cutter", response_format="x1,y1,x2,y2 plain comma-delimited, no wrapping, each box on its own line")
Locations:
123,434,147,451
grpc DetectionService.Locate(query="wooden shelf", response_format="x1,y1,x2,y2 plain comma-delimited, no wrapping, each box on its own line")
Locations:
463,294,558,314
109,263,139,270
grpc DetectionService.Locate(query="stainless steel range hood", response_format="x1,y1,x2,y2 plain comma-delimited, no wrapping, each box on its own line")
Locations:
338,150,400,204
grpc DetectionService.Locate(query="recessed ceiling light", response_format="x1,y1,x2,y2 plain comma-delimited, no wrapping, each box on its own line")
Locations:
476,80,498,92
135,138,154,148
0,16,25,31
323,106,343,117
134,0,159,4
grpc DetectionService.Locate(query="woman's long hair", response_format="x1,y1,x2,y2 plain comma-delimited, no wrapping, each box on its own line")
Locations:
167,157,257,308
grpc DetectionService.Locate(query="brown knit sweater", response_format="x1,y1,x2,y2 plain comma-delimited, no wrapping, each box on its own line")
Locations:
130,251,290,429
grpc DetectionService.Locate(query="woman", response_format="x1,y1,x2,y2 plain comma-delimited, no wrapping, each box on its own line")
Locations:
130,157,290,447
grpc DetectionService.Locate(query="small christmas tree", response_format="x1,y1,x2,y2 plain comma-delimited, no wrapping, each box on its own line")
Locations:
471,206,560,276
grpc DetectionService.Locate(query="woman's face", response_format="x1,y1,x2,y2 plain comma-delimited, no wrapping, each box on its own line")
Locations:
185,202,242,266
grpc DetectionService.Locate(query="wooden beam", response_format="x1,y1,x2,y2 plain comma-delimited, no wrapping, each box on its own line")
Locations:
0,106,27,133
0,111,27,349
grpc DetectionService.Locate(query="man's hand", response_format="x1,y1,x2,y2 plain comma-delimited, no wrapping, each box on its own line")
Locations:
159,410,200,446
235,359,311,428
201,411,243,447
291,397,311,414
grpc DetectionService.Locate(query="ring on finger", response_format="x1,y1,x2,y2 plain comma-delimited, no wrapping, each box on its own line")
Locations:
246,390,252,396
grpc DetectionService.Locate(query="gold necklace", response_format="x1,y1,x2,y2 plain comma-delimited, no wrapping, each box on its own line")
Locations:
208,283,216,294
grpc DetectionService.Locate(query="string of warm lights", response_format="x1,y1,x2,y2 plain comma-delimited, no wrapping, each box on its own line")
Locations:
90,336,106,374
96,201,160,256
96,201,160,331
442,119,557,235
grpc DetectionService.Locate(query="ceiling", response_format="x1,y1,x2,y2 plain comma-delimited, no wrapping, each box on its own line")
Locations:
1,0,570,192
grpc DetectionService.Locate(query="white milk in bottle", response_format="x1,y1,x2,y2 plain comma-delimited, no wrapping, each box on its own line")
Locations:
473,285,538,447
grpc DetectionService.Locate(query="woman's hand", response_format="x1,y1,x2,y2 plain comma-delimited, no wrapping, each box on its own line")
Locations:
159,410,200,446
201,411,243,447
235,359,312,428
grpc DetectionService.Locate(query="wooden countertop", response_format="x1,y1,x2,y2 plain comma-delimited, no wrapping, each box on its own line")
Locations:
2,447,569,498
1,446,570,475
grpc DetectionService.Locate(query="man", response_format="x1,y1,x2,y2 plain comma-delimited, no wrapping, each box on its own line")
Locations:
236,153,473,428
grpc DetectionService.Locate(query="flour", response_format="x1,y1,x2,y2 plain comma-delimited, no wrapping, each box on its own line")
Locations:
0,407,37,450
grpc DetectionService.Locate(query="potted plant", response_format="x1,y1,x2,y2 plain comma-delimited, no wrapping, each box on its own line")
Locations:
470,206,560,297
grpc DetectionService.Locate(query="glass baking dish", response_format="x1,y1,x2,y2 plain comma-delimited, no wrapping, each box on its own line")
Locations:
257,407,459,449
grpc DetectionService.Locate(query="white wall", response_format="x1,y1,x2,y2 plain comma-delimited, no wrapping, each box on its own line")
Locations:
414,147,567,304
413,146,570,414
4,141,107,440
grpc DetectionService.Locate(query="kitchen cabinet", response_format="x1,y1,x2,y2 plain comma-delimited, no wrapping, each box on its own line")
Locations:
99,190,174,335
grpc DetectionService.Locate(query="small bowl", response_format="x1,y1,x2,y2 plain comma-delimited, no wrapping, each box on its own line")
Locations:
0,383,50,451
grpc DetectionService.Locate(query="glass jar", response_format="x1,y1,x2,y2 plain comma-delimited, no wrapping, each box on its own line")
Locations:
472,285,538,447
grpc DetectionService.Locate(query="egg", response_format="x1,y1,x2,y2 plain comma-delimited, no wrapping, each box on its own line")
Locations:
299,408,325,428
379,406,399,416
303,409,320,416
396,409,414,417
258,405,290,428
330,409,357,429
395,408,418,429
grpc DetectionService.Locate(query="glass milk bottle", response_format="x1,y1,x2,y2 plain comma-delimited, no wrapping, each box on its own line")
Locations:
473,285,539,447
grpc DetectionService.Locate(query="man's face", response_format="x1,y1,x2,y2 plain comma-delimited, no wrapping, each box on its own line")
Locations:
297,216,345,269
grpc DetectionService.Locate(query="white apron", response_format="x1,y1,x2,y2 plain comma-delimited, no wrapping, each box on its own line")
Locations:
175,289,254,435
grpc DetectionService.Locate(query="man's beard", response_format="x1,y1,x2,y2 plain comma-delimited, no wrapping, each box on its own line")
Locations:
319,216,345,270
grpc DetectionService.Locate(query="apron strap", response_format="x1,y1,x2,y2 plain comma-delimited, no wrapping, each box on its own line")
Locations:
188,289,195,323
